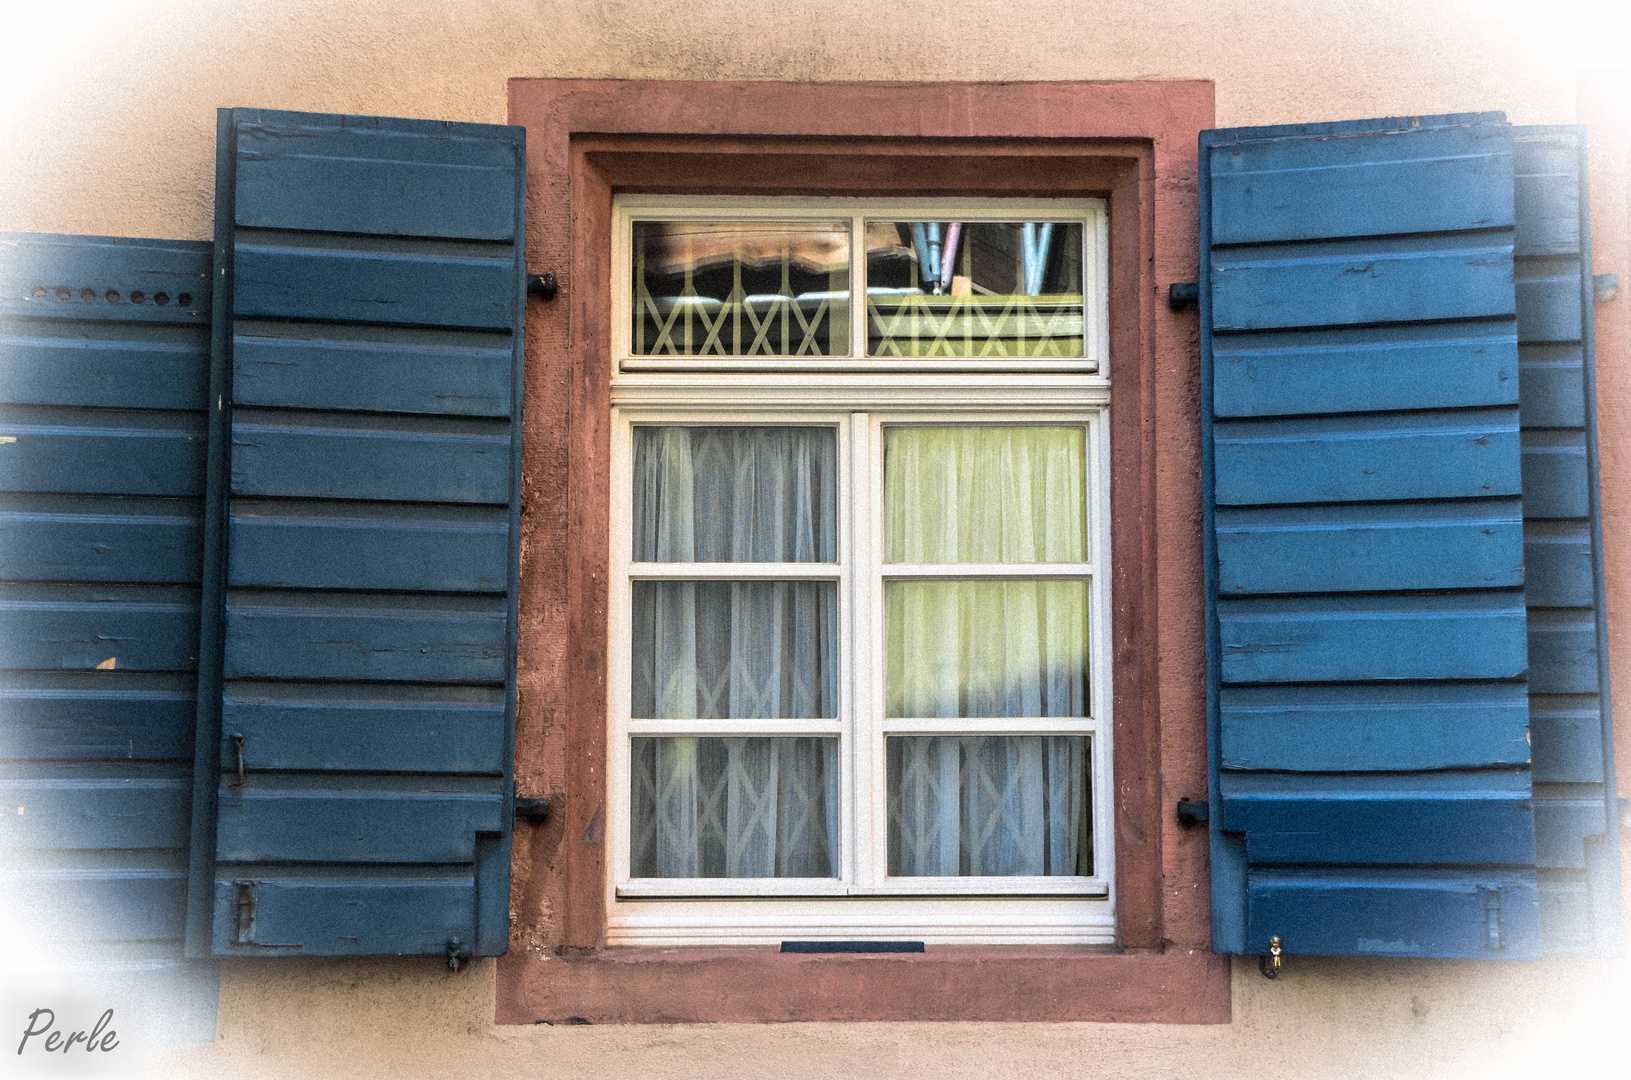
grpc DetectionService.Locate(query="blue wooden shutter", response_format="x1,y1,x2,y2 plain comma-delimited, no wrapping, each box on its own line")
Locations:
1202,114,1541,959
185,109,525,960
0,232,218,1038
1512,126,1623,955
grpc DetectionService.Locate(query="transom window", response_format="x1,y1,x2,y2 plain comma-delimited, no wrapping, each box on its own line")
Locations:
608,197,1113,946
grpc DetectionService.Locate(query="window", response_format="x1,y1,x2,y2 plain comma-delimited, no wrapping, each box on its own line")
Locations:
607,197,1115,945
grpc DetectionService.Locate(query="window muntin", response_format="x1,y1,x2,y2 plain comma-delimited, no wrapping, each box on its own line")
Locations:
614,198,1107,372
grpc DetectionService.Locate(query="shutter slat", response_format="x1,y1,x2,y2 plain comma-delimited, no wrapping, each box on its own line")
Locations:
214,874,477,955
189,108,524,960
229,410,510,504
0,583,199,671
234,238,514,329
1220,683,1531,772
220,684,505,774
233,322,511,417
1217,500,1525,594
1213,408,1522,504
0,671,196,760
1245,869,1539,960
0,495,202,583
1202,114,1540,959
228,501,508,592
1213,322,1519,418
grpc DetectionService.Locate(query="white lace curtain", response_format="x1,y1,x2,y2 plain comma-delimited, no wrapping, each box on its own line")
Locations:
630,427,839,878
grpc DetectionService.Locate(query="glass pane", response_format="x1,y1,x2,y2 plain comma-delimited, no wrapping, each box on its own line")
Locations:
632,736,839,878
866,221,1084,357
884,425,1085,563
888,735,1091,876
632,221,851,356
634,426,837,562
632,581,838,719
885,581,1088,718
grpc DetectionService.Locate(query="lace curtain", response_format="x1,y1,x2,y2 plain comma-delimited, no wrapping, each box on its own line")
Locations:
630,427,839,878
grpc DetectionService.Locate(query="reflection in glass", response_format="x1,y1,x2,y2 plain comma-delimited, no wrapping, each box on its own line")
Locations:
866,221,1085,357
886,580,1088,719
633,426,837,563
888,735,1091,876
884,426,1085,564
632,737,839,877
633,581,838,720
632,221,851,356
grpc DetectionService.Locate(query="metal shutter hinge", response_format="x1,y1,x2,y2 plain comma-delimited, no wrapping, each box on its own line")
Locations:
515,796,550,825
233,881,255,945
1168,282,1199,310
1594,274,1619,303
1484,889,1503,950
1176,797,1209,826
527,272,559,301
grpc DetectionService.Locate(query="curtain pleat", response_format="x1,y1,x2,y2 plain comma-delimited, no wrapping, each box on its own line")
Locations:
630,427,839,878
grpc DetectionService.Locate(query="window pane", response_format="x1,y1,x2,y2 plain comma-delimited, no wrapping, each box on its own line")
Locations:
888,735,1091,876
632,737,839,878
632,581,838,719
632,221,851,356
884,425,1085,563
634,426,837,562
886,581,1088,718
866,221,1084,357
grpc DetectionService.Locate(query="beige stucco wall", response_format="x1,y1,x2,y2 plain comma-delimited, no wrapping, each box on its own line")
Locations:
4,1,1631,1076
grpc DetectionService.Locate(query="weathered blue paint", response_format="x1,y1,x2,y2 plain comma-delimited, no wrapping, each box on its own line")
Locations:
0,231,218,1039
1201,114,1539,960
1246,869,1539,960
228,501,509,592
211,873,478,955
189,108,525,960
1216,500,1525,595
1212,322,1519,419
233,321,511,417
1512,129,1618,955
220,683,505,774
228,409,510,503
1220,683,1531,772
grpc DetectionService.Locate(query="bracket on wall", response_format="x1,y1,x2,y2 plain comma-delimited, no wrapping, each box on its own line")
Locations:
1595,273,1619,303
1176,797,1209,826
515,796,551,825
1167,281,1199,311
527,271,559,301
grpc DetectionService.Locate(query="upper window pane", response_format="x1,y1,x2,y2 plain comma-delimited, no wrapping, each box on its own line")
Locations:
866,221,1084,357
634,426,838,562
632,221,851,356
884,426,1086,563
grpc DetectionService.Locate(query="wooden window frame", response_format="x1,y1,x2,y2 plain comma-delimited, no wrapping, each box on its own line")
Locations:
505,79,1226,1024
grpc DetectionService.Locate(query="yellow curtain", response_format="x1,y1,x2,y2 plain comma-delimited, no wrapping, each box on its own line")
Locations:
883,427,1089,719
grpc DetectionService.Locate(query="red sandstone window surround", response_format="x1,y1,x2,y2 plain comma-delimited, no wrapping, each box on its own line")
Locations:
502,79,1226,1024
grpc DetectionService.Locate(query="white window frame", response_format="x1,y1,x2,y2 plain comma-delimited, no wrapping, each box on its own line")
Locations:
613,196,1109,373
606,196,1115,947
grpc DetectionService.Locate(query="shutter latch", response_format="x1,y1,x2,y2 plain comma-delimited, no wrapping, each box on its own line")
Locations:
1484,889,1503,950
233,881,255,945
1259,936,1282,979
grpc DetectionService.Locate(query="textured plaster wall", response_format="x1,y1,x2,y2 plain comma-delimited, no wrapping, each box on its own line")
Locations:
1,0,1625,239
5,1,1631,1077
